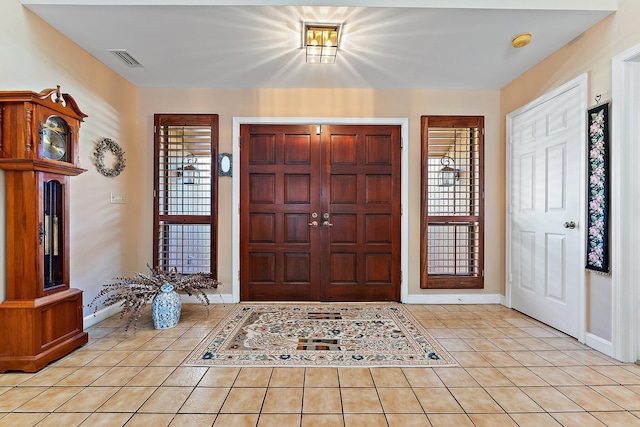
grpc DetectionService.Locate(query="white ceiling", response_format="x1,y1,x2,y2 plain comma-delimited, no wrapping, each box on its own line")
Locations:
21,0,617,90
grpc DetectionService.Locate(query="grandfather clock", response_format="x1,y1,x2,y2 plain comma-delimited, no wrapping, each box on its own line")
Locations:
0,87,88,372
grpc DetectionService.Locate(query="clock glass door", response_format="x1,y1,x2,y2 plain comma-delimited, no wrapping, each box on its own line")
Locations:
43,179,64,289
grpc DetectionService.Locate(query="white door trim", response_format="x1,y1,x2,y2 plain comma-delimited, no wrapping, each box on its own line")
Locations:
611,44,640,363
230,117,409,303
506,73,588,343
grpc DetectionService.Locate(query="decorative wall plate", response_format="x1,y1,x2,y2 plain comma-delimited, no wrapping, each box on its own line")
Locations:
218,152,232,177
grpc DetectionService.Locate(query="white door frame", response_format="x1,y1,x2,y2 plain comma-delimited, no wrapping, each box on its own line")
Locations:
611,44,640,363
230,117,409,303
506,74,588,344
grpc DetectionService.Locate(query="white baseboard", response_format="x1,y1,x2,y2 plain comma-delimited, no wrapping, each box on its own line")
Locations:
180,293,234,304
585,332,613,357
403,293,503,304
83,293,235,328
83,304,123,328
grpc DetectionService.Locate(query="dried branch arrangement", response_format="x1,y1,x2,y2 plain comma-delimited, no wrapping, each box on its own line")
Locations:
89,264,221,331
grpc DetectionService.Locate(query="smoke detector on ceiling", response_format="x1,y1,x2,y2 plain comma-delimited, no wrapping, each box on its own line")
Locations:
108,49,143,67
512,33,532,49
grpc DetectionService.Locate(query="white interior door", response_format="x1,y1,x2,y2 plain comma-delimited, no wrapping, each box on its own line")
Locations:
508,81,585,339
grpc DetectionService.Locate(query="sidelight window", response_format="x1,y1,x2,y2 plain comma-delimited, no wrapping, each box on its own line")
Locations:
153,114,218,275
421,116,484,289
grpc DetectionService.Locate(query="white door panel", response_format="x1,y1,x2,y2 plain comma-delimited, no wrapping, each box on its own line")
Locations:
509,84,583,338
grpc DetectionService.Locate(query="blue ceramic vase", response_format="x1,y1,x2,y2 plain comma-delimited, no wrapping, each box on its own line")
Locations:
151,283,182,329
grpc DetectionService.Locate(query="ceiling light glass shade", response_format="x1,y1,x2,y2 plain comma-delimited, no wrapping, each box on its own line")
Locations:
304,24,340,64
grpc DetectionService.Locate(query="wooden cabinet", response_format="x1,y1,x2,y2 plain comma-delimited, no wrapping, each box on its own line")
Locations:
0,87,88,372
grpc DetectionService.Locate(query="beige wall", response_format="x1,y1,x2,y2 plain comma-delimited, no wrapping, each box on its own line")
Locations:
500,0,640,340
138,88,502,298
0,0,140,315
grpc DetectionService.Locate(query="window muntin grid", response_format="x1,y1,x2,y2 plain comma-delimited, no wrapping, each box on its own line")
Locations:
157,223,211,274
158,126,212,216
426,128,480,217
427,223,480,276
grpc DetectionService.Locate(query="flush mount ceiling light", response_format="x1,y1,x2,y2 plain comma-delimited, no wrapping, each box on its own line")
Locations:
303,23,341,64
512,33,532,49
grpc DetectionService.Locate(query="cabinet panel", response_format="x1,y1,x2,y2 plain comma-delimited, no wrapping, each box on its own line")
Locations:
41,295,82,348
5,171,41,299
0,290,86,372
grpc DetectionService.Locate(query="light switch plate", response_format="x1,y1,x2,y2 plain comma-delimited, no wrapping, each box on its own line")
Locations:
110,192,126,204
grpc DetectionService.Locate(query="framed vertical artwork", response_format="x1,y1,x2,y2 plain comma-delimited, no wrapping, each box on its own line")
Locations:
585,102,610,273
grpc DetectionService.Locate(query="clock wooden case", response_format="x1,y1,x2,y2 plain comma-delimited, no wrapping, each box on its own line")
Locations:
0,87,88,372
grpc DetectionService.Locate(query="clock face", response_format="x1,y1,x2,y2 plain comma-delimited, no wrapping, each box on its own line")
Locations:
42,116,68,161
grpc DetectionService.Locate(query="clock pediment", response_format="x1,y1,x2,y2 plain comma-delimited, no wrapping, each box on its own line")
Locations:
0,86,87,172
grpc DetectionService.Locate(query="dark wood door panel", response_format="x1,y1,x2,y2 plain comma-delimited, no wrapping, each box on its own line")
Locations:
284,213,313,243
248,133,276,164
248,213,276,243
249,174,276,204
284,174,312,203
330,175,358,203
365,175,392,204
284,134,313,164
241,124,321,301
246,251,314,301
330,214,357,243
321,125,401,302
365,214,392,243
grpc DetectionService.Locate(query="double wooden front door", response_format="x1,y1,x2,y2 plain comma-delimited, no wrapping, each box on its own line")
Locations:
240,124,401,302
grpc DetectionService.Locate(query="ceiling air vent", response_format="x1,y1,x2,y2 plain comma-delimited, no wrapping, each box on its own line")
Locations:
108,49,143,67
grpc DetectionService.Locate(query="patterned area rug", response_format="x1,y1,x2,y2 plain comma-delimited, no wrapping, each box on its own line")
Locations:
184,304,457,367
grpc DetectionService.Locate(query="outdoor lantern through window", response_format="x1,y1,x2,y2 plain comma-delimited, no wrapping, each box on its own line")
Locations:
439,155,459,187
180,153,198,185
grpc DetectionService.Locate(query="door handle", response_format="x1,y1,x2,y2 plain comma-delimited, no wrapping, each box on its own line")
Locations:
323,221,334,227
308,221,318,227
563,221,576,229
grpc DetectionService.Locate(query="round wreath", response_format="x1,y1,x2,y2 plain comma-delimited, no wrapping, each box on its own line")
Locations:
95,138,126,177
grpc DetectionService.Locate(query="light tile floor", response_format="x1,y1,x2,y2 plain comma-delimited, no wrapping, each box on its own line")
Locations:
1,303,640,426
